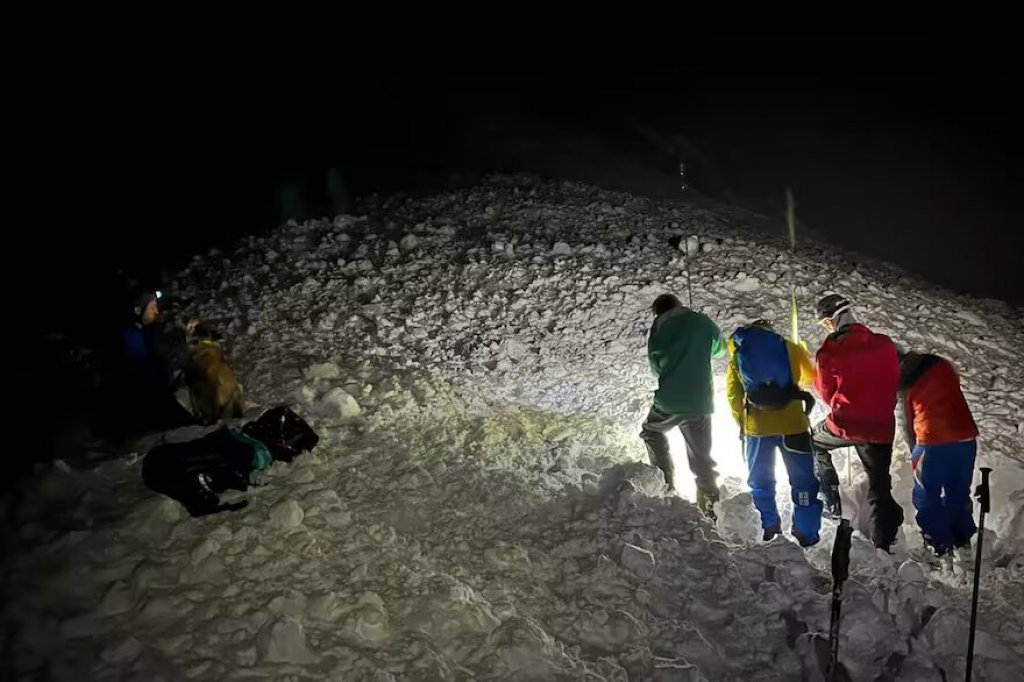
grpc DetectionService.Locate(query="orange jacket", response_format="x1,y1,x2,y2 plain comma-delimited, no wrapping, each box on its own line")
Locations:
898,353,978,447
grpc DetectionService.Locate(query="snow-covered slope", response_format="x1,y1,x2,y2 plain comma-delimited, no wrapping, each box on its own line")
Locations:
4,175,1022,680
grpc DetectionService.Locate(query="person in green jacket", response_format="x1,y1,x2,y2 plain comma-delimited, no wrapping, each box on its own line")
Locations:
641,293,726,518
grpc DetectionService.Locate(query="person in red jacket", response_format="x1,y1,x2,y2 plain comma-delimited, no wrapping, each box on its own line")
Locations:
898,350,979,565
811,294,904,551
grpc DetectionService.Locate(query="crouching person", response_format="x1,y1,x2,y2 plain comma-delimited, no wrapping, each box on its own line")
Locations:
898,350,979,569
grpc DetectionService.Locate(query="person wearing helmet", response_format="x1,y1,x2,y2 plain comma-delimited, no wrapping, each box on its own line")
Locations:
641,293,726,520
114,288,196,435
811,293,904,551
726,318,822,546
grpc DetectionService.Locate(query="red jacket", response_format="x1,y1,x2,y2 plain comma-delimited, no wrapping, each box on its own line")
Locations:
899,354,978,446
814,324,900,443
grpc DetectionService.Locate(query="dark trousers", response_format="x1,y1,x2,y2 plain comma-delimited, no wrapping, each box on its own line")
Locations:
640,408,718,497
811,420,904,549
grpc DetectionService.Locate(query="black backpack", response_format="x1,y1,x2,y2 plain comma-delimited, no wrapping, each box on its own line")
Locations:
142,407,320,517
242,406,319,463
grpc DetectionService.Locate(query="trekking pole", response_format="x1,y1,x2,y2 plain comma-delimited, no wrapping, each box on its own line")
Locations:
785,188,800,344
827,518,853,682
683,245,694,308
965,466,992,682
677,165,696,310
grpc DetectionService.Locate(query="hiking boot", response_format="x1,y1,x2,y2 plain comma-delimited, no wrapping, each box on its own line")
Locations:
696,489,719,522
953,544,974,577
821,485,842,519
792,529,820,548
763,523,782,542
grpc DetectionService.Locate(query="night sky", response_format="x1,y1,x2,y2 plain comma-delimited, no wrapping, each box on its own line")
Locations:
17,36,1021,342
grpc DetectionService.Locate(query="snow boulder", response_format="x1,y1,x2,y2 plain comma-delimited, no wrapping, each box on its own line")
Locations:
551,241,572,256
269,500,305,527
732,276,760,292
305,362,341,381
620,543,656,579
258,617,318,664
322,387,362,420
399,234,419,253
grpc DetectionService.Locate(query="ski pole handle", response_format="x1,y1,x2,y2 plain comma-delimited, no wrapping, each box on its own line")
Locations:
977,467,992,514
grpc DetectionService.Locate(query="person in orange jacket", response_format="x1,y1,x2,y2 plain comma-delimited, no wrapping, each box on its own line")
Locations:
898,349,979,564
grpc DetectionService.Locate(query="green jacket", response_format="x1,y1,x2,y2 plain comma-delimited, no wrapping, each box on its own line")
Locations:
648,308,725,416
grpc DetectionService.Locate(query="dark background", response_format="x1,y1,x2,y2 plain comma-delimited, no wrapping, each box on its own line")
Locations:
15,36,1022,345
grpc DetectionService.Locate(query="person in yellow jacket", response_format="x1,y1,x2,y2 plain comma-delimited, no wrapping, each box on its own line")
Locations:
726,319,823,546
